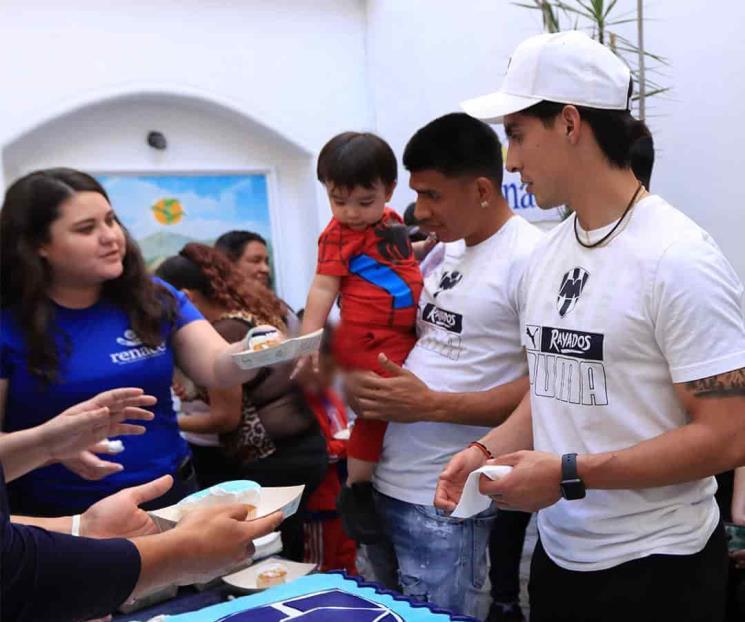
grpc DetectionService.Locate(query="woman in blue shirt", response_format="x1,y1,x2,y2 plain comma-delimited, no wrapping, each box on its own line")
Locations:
0,168,276,516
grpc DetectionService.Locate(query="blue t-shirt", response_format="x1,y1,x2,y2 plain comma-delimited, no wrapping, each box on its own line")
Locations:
0,279,203,513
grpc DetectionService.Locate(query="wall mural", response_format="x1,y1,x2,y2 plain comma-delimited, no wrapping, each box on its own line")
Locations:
96,173,273,270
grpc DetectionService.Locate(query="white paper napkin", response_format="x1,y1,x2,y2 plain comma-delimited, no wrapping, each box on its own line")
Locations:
450,464,513,518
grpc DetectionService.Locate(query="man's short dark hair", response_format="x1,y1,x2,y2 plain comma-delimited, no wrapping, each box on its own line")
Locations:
214,230,267,262
520,94,652,171
317,132,397,190
403,112,504,185
629,133,654,189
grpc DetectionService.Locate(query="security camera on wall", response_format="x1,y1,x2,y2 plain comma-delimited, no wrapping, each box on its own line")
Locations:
147,131,167,150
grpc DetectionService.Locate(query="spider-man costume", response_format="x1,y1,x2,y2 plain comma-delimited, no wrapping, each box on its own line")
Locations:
316,207,422,462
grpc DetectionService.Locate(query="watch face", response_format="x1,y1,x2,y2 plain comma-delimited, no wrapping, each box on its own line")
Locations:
560,479,586,501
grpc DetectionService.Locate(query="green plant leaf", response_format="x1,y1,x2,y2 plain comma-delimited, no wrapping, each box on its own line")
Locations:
603,0,619,19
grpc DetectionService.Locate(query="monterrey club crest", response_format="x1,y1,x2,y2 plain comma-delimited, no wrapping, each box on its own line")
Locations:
556,267,590,317
434,270,463,297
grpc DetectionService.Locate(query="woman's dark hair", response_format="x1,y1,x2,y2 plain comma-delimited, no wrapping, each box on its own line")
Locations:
317,132,397,191
156,243,286,330
403,112,504,185
214,230,267,262
520,95,651,171
0,168,177,383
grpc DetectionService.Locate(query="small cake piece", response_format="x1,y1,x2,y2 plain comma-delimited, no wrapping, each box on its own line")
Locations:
256,562,288,588
246,326,282,352
251,337,281,351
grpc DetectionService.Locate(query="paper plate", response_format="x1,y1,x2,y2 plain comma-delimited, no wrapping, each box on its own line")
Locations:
150,484,305,532
253,531,283,560
231,329,323,370
222,557,317,592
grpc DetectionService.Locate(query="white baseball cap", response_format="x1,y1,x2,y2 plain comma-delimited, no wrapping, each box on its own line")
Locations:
461,31,632,123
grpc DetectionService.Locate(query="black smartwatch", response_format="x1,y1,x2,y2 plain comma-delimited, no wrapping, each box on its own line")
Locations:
560,453,586,500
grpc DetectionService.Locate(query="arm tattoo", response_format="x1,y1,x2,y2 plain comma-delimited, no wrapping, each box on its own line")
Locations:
686,368,745,398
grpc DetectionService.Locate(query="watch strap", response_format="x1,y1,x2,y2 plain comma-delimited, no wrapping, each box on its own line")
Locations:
561,453,579,482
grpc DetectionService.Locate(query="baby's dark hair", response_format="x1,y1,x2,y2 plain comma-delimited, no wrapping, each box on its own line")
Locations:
317,132,397,191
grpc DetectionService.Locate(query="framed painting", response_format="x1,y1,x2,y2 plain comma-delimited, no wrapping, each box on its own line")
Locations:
96,172,274,271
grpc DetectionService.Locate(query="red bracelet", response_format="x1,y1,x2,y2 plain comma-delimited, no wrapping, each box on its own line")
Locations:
468,441,494,460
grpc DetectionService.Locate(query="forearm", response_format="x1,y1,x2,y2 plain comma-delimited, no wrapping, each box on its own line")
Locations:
174,321,259,390
301,276,339,335
426,377,529,426
11,514,72,533
0,427,52,481
578,418,745,490
178,411,235,435
210,341,261,388
129,530,188,599
733,467,745,524
479,391,533,456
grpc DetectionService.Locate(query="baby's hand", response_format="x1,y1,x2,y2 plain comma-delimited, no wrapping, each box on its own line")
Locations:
291,352,319,381
412,234,438,261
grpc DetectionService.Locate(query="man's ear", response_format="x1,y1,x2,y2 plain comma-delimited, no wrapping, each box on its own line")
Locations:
384,181,397,202
561,105,582,144
475,176,497,204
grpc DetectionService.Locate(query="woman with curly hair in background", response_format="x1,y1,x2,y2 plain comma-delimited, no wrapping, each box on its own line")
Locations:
156,243,327,561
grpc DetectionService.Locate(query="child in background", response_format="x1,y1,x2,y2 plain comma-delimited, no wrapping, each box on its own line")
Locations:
301,324,357,574
296,132,422,542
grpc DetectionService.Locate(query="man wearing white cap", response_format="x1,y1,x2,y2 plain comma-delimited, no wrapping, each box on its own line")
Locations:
436,31,745,621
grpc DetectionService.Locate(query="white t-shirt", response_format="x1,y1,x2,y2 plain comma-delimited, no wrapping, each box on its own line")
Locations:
520,194,745,571
374,216,544,505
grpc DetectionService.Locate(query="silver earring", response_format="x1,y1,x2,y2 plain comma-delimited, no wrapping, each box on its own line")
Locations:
480,201,489,208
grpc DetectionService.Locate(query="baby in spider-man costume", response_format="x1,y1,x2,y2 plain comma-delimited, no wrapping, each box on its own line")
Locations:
296,131,422,543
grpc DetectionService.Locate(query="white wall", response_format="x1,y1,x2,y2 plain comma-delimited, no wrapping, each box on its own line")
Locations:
0,0,372,156
0,0,374,307
365,0,559,222
642,0,745,282
2,0,745,286
2,95,318,309
367,0,745,280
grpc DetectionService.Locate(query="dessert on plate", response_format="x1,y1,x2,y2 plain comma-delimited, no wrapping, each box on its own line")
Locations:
256,562,288,588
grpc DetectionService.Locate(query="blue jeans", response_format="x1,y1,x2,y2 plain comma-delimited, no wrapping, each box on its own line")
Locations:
365,490,496,620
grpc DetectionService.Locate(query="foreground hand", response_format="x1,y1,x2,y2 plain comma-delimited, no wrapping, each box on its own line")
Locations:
172,505,284,584
412,235,438,261
40,388,156,462
81,475,174,538
346,354,432,422
60,450,124,480
434,446,487,512
64,387,157,425
479,450,562,513
172,381,191,402
291,352,319,381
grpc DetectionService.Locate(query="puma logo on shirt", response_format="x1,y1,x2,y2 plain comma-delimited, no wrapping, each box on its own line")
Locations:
525,325,608,405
